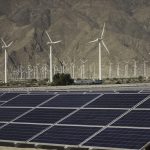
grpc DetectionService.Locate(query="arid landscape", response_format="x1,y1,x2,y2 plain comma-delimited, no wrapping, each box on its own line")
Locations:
0,0,150,79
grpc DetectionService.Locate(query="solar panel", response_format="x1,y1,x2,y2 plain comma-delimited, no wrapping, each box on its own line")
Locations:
113,110,150,127
0,108,30,122
3,95,55,107
138,98,150,108
117,90,139,93
15,108,75,124
0,123,48,141
32,125,100,145
0,93,19,102
0,123,4,127
0,92,149,150
0,102,4,105
61,109,125,126
41,94,99,107
0,93,4,96
86,94,148,108
84,127,150,149
140,90,150,93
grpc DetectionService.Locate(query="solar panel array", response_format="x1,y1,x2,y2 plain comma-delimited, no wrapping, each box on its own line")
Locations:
0,91,150,150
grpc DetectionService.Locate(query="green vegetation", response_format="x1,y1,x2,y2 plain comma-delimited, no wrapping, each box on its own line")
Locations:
52,73,74,86
0,75,149,87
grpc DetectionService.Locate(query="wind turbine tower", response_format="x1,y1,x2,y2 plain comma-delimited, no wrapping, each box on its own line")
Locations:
124,61,129,78
88,23,110,80
1,38,13,83
133,59,137,77
46,31,61,82
116,62,120,78
143,60,148,78
80,59,88,79
109,61,113,78
71,62,75,79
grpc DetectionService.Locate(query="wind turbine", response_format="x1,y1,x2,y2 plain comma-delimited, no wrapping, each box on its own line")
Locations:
143,60,148,78
124,61,129,78
108,61,113,79
88,23,110,80
1,38,13,83
116,62,120,78
45,31,61,82
71,62,75,79
133,59,137,77
80,59,88,79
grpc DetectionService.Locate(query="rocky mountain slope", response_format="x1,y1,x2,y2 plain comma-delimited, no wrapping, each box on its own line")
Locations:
0,0,150,79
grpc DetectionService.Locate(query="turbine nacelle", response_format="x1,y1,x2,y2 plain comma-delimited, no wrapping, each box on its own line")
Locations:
45,31,61,45
1,38,13,49
88,23,109,54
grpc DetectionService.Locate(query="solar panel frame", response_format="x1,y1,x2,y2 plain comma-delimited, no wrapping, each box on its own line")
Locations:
137,97,150,108
0,93,20,102
117,90,140,93
0,108,30,122
86,93,149,108
0,123,5,127
0,102,4,105
3,94,56,107
0,123,49,142
0,92,149,150
113,109,150,128
31,125,100,145
60,109,125,126
83,127,150,150
15,108,76,124
40,94,101,108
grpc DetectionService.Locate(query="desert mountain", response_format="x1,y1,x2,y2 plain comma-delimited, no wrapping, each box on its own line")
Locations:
0,0,150,79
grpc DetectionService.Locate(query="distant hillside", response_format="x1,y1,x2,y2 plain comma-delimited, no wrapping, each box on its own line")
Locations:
0,0,150,80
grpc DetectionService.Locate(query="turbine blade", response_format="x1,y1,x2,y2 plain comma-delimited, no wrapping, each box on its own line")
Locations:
1,38,6,46
52,40,61,44
102,40,110,54
7,41,13,47
45,31,52,42
80,59,84,63
101,22,105,38
88,39,98,43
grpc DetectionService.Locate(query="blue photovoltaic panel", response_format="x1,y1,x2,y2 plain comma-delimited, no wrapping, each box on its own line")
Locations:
84,127,150,149
117,90,139,93
0,123,48,141
140,90,150,93
61,109,125,126
0,123,4,127
32,125,100,145
86,94,148,108
41,94,99,107
0,108,30,122
0,93,19,102
3,95,54,107
0,93,4,96
113,110,150,127
15,108,75,124
138,98,150,108
0,102,4,105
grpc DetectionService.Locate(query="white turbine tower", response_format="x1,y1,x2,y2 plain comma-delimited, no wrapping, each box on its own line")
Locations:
133,59,137,77
71,62,75,79
1,38,13,83
116,62,120,78
143,60,148,78
89,23,110,80
80,59,88,79
109,61,113,78
124,61,129,78
45,31,61,82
